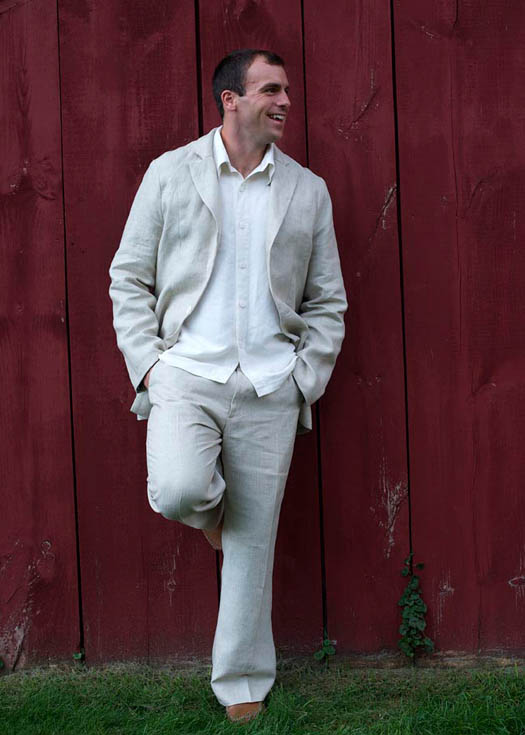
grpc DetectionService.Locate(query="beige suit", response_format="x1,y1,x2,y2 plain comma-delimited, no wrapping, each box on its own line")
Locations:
108,126,347,433
108,127,347,706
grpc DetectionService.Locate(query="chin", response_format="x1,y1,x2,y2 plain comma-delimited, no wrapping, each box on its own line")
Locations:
269,129,284,143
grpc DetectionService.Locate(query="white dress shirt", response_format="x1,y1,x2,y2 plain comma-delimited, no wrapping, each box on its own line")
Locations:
159,126,297,396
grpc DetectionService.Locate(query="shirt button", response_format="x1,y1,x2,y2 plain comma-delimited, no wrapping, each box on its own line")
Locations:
239,183,245,192
239,221,247,229
239,262,247,270
239,300,246,308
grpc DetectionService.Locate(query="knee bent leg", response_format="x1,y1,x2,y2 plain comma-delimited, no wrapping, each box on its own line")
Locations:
149,472,212,521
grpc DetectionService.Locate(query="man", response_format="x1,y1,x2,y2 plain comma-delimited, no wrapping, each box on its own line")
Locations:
108,49,347,723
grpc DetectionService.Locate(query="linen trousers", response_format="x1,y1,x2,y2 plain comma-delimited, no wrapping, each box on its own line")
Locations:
145,359,302,706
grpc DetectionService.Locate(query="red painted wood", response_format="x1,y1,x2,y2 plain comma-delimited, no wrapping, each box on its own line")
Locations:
304,0,410,651
394,0,525,653
198,0,323,653
4,0,525,665
58,0,218,662
0,0,78,668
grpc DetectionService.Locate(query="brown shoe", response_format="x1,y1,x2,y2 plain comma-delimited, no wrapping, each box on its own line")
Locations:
225,701,264,722
202,517,224,551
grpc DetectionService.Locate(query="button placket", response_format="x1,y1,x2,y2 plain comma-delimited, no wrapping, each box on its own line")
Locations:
236,179,249,351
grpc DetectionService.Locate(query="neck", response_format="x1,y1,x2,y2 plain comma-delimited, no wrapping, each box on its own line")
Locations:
219,123,268,179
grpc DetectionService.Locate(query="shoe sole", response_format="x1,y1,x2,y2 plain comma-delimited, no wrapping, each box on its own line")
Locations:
226,703,264,722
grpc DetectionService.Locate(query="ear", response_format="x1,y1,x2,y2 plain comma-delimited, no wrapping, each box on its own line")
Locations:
221,89,237,113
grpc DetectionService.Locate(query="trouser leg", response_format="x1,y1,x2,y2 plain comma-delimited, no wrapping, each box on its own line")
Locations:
210,370,302,706
145,360,225,530
145,360,303,706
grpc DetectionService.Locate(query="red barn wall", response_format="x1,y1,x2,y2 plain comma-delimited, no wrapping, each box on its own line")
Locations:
1,0,524,668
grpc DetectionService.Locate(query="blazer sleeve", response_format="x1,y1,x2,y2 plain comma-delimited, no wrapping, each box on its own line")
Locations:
292,178,348,405
108,160,165,392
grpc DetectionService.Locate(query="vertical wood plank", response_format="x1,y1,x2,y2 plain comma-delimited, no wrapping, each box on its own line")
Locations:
394,0,525,652
198,0,323,653
304,0,410,651
0,0,79,668
58,0,217,661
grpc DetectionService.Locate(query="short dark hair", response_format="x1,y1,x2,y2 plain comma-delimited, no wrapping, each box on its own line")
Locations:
212,49,285,118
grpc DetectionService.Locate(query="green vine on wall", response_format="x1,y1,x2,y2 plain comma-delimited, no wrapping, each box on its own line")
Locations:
398,551,434,661
72,648,85,664
313,626,336,662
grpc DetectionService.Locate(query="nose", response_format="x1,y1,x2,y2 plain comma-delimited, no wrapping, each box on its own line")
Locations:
278,89,291,109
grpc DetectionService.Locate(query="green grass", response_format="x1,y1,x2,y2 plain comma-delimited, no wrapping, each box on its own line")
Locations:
1,660,524,734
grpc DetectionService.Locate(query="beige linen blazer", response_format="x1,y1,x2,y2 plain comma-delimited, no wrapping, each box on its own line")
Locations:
108,127,347,433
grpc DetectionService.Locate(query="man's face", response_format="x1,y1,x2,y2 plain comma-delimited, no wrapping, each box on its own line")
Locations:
230,56,291,145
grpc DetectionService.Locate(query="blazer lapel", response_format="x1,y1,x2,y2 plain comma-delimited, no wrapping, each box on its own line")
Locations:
188,127,221,231
189,156,221,231
188,130,298,255
266,150,299,255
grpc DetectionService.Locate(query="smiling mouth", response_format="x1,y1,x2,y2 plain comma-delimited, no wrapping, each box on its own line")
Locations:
267,113,286,122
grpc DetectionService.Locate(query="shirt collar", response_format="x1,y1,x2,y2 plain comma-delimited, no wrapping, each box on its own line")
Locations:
213,126,275,184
